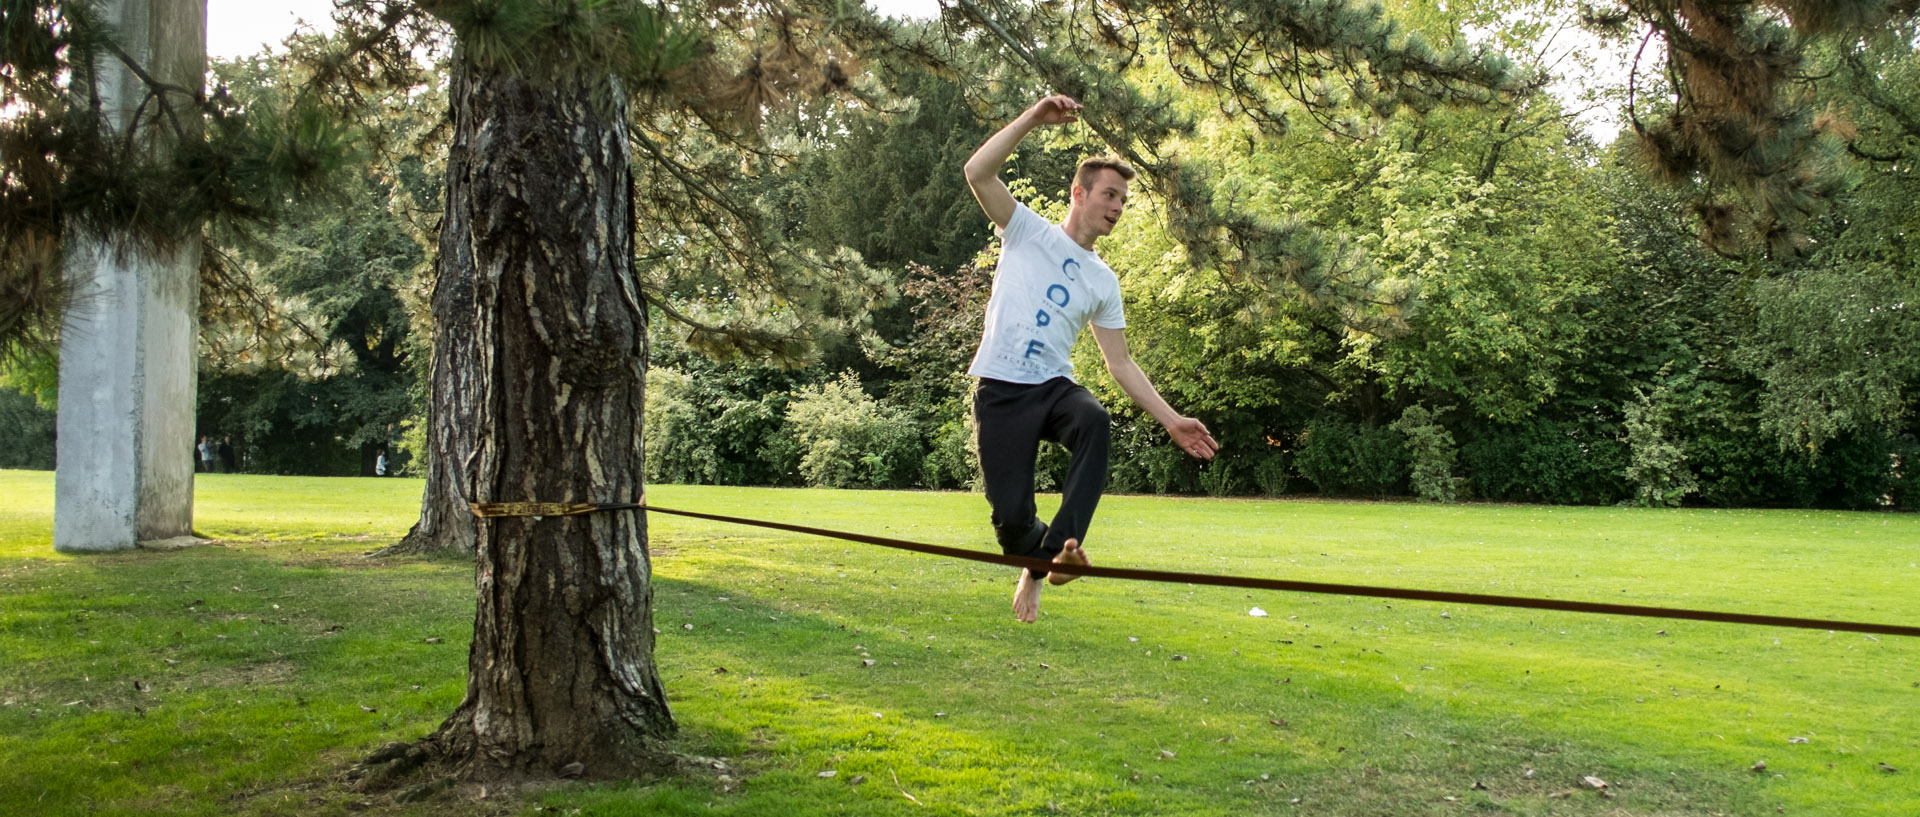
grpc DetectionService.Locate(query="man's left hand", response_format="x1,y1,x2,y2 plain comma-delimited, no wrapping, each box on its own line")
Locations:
1168,417,1219,460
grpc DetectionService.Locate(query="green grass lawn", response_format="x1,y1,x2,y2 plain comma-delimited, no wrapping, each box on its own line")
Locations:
1,469,1915,816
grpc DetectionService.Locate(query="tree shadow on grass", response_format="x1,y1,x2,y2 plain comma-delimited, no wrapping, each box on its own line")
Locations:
641,568,1774,817
0,535,1793,817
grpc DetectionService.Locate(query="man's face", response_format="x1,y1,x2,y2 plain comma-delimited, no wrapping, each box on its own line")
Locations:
1073,168,1130,238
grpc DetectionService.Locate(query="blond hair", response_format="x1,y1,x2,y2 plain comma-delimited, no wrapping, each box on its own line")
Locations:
1073,156,1136,191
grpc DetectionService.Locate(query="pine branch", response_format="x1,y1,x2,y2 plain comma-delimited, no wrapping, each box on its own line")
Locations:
1842,50,1920,141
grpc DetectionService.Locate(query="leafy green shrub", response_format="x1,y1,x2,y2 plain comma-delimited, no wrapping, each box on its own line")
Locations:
196,370,375,476
1351,424,1410,496
646,368,722,484
1107,416,1199,494
0,387,54,470
1810,432,1897,510
759,426,803,486
1136,443,1194,493
1104,434,1149,493
644,367,794,485
1622,388,1697,507
394,417,428,477
1889,434,1919,511
1252,449,1290,495
1294,418,1354,494
784,373,924,489
1197,421,1290,497
1686,429,1812,507
922,414,978,490
1686,425,1894,509
1391,405,1458,503
1461,418,1628,505
1297,416,1408,496
1196,456,1242,497
915,388,977,491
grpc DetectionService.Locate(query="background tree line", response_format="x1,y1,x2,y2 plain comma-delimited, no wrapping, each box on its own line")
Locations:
641,6,1920,510
4,2,1915,507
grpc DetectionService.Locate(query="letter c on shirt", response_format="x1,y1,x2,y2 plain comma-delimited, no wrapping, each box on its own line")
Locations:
1062,258,1080,281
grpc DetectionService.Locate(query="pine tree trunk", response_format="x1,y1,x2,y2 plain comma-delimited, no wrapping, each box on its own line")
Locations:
422,59,673,779
379,72,481,558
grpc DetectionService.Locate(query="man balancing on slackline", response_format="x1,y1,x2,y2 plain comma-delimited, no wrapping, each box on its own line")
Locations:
963,94,1220,623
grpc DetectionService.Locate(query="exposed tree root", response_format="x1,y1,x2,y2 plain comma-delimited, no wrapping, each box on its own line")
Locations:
343,737,741,807
366,522,472,559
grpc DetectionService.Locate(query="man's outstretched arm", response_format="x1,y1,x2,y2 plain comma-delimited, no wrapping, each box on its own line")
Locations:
1091,326,1220,460
964,95,1082,230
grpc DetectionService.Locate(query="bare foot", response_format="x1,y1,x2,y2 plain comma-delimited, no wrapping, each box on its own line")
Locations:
1012,568,1043,623
1048,538,1089,586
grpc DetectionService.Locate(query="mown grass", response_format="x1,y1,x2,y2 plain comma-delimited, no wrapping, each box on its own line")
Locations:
1,469,1915,816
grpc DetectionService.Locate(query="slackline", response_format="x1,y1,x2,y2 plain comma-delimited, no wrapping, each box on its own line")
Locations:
467,500,1920,638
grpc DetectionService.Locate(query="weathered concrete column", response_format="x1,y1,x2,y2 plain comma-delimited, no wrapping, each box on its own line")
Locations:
54,0,207,553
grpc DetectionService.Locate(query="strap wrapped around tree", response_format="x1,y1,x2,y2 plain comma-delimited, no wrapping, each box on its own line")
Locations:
468,501,645,518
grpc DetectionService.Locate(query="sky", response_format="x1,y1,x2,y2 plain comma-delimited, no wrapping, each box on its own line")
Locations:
206,0,338,59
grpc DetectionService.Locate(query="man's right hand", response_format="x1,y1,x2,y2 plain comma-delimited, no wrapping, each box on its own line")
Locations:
967,94,1084,230
1025,94,1082,127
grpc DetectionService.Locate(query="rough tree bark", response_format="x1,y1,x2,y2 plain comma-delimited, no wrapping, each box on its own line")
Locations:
377,102,479,558
414,58,674,779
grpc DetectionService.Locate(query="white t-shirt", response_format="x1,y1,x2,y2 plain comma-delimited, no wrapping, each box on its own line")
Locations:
967,203,1126,383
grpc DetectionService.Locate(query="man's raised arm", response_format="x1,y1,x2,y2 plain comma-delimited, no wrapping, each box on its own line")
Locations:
964,95,1082,230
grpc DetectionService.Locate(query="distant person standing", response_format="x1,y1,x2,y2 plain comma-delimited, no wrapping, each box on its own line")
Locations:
375,447,388,477
197,436,216,474
219,436,236,473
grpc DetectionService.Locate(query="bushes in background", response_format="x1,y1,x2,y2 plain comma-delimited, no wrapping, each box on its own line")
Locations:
1295,416,1408,497
1460,418,1628,505
1393,405,1458,503
634,361,1906,510
0,388,55,470
784,374,925,489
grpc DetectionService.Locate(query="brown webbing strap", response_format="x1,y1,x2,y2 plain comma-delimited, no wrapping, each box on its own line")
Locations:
638,504,1920,639
467,499,1919,638
470,501,644,518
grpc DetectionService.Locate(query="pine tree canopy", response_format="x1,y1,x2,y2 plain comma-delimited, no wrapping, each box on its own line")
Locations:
1591,0,1920,255
288,0,1540,352
0,0,1559,360
15,0,1916,362
0,0,364,362
852,0,1532,335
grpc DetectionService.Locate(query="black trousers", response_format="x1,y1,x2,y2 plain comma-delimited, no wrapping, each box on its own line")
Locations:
973,377,1111,578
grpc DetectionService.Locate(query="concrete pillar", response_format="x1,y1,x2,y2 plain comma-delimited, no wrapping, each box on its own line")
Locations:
54,0,207,553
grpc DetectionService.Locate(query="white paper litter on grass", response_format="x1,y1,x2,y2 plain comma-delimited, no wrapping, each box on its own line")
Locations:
1249,607,1269,617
